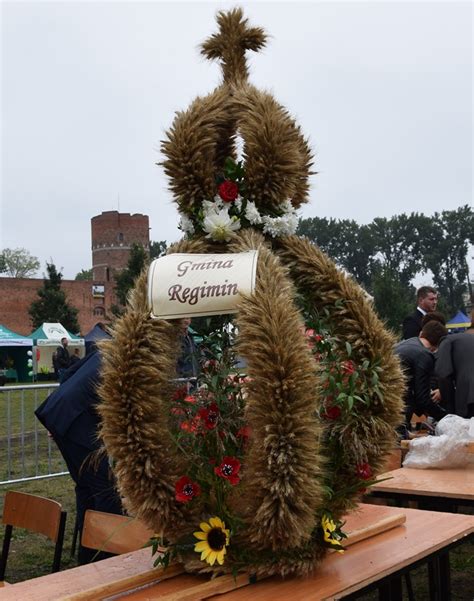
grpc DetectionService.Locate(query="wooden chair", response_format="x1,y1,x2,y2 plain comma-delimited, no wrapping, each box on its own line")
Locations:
81,510,154,555
0,491,67,581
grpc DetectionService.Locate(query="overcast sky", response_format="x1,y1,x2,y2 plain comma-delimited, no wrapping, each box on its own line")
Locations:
1,1,472,279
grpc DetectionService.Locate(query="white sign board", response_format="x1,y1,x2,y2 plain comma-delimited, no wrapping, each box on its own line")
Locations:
148,251,258,319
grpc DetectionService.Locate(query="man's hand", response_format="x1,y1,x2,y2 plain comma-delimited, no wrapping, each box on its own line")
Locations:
430,388,442,403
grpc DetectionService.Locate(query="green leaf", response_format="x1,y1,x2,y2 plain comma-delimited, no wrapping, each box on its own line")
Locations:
345,341,352,357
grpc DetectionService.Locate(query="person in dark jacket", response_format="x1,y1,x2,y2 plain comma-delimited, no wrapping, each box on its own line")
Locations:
55,337,71,381
436,314,474,417
402,286,438,339
395,320,448,427
35,351,123,564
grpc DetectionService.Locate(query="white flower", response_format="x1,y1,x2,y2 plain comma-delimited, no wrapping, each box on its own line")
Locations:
202,199,223,215
203,208,241,241
234,196,242,211
244,201,263,225
279,199,296,214
262,212,299,237
178,213,195,235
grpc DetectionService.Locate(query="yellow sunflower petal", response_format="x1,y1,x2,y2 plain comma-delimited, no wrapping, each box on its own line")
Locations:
207,551,218,566
201,549,211,561
209,517,224,529
193,532,208,541
216,550,226,565
194,541,209,553
199,522,211,532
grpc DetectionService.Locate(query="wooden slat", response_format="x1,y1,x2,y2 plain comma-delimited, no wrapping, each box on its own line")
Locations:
63,563,185,601
81,510,154,555
2,491,62,542
343,513,406,548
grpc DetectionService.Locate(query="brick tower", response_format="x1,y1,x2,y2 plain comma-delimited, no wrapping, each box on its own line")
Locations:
91,211,150,281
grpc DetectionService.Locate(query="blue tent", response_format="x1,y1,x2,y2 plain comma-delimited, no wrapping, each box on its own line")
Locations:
84,323,111,354
446,310,471,333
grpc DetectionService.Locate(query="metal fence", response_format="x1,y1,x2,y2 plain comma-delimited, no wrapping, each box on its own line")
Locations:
0,383,68,486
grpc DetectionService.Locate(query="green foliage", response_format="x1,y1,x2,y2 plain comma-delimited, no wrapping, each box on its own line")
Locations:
28,263,80,333
74,268,93,281
149,240,168,260
0,247,40,278
298,206,473,333
112,243,149,315
422,205,474,315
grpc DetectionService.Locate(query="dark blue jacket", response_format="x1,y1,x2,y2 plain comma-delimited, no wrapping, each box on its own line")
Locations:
35,351,102,450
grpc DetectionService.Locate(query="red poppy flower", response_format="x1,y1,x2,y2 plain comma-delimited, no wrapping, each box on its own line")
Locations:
355,462,373,480
342,360,355,375
323,405,341,420
218,180,239,202
214,456,241,486
175,476,201,503
172,385,188,401
198,402,220,430
203,359,218,372
237,425,251,439
180,417,199,433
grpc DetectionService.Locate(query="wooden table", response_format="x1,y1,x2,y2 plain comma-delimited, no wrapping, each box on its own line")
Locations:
369,466,474,511
1,504,473,601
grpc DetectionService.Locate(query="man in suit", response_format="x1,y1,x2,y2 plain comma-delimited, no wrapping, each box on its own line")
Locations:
395,320,448,428
436,311,474,417
35,351,123,564
55,337,71,382
402,286,438,339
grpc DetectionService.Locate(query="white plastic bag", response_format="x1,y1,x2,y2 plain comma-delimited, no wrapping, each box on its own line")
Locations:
403,415,474,469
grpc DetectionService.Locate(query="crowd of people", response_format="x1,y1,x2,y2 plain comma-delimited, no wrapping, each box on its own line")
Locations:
396,285,474,436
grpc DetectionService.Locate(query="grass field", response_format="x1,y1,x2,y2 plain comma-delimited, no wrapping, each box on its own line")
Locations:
0,385,67,483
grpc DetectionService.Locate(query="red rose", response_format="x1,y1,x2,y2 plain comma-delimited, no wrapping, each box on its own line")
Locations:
355,462,373,480
218,180,239,202
184,394,197,404
175,476,201,503
214,456,241,486
198,402,220,430
323,405,341,420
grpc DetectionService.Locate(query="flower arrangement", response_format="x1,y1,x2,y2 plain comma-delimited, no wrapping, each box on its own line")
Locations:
178,158,299,242
98,8,404,581
148,307,388,572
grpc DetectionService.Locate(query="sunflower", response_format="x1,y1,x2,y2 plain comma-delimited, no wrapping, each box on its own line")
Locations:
193,517,230,566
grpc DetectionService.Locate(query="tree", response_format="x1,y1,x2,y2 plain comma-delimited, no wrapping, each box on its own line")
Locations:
75,268,93,281
371,267,415,332
369,213,426,287
421,206,474,315
0,247,40,278
112,244,149,313
29,263,80,333
297,217,375,289
150,240,168,260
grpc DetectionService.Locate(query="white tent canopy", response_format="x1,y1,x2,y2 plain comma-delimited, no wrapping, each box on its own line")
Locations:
29,323,85,346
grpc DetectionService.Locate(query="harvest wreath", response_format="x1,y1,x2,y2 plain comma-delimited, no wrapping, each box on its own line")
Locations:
97,8,404,578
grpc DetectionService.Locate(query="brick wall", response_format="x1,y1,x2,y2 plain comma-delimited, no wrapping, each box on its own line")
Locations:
0,210,150,336
0,277,117,336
